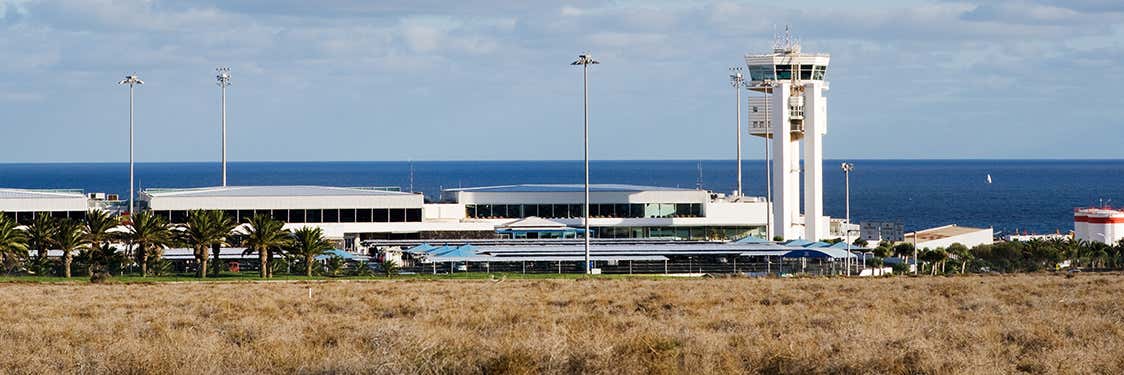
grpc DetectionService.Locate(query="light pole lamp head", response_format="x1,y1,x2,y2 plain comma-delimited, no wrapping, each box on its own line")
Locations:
216,67,231,87
118,74,143,86
841,162,854,173
571,53,599,66
729,67,744,87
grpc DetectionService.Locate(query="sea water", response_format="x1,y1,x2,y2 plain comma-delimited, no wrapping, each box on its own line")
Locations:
2,159,1122,235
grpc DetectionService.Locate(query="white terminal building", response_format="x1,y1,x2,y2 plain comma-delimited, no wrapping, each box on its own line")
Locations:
0,188,93,223
136,184,772,248
1074,207,1124,244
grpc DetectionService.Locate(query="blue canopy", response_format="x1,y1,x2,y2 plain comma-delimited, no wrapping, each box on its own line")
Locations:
440,245,477,257
782,248,857,259
734,236,771,244
405,243,437,254
782,239,815,247
315,249,355,261
424,244,478,258
827,242,866,250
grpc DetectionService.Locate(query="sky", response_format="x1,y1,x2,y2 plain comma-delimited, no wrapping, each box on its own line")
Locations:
1,0,1122,163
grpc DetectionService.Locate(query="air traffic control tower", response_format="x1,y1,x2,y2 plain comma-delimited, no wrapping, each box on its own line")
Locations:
745,31,831,241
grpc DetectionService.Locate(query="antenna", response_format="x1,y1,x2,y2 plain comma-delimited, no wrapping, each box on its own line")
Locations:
408,160,415,193
696,161,703,190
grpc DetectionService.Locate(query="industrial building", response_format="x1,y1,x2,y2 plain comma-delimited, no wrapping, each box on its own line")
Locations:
1074,207,1124,244
860,222,904,243
904,225,993,250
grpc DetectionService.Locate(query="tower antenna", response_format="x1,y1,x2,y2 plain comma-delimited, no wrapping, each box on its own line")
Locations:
696,161,704,190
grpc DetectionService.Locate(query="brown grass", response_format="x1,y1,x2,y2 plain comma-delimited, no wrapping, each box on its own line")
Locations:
1,274,1123,374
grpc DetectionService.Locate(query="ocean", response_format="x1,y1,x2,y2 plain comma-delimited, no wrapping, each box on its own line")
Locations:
2,159,1121,235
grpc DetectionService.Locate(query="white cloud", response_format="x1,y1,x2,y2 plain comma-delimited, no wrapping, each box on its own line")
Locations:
1,0,1124,161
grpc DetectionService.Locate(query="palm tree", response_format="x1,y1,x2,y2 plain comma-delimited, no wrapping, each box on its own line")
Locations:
83,210,119,249
125,211,175,277
379,259,399,278
0,214,28,273
892,242,915,272
52,219,90,278
209,211,238,277
242,214,291,278
26,213,56,260
289,226,331,277
180,210,238,278
80,244,125,280
81,210,119,276
180,210,214,278
947,243,971,274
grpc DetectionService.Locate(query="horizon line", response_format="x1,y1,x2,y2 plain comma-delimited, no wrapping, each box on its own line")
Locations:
3,157,1124,165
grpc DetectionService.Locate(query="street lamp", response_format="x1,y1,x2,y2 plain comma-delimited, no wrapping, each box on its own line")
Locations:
118,74,144,216
730,67,745,197
841,162,854,223
216,67,231,187
840,162,855,274
572,53,599,275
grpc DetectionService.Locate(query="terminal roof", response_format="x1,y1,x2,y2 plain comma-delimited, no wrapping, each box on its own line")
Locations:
0,188,85,199
142,185,410,198
446,184,697,193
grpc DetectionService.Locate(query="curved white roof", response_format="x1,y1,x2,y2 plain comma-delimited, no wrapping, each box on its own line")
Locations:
142,185,409,198
446,184,695,193
0,188,85,200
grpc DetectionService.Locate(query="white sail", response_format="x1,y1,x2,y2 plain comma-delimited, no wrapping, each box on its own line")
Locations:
986,174,992,184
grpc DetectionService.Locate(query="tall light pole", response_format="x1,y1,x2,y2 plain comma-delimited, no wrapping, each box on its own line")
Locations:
118,74,144,216
572,53,599,274
730,67,745,197
762,80,774,240
841,162,855,275
216,67,231,187
841,162,854,223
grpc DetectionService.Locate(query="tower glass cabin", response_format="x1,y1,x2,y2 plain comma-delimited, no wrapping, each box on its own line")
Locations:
745,37,831,241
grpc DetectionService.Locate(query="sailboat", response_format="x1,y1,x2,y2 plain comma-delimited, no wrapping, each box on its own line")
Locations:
986,174,992,184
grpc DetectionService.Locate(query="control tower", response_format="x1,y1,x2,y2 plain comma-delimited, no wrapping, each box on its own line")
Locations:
745,30,831,240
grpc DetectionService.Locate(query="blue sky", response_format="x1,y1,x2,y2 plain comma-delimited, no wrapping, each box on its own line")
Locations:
1,0,1122,162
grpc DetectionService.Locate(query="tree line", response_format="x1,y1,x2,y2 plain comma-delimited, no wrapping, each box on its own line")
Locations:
863,237,1124,275
0,210,378,280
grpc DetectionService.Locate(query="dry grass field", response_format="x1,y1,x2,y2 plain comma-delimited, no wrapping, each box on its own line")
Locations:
1,274,1123,374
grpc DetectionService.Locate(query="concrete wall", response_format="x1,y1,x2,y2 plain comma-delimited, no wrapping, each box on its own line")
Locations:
0,197,90,212
424,203,466,221
702,201,768,225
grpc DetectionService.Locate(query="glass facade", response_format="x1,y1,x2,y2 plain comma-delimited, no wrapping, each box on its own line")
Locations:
465,203,702,219
593,226,762,241
747,64,827,81
150,208,423,224
2,211,87,225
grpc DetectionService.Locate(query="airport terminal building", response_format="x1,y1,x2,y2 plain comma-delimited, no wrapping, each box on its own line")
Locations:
136,184,770,247
0,188,93,224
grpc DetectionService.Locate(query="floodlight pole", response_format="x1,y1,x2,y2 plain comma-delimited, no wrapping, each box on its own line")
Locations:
118,74,143,216
845,161,849,225
730,68,745,197
217,67,231,187
573,53,599,274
